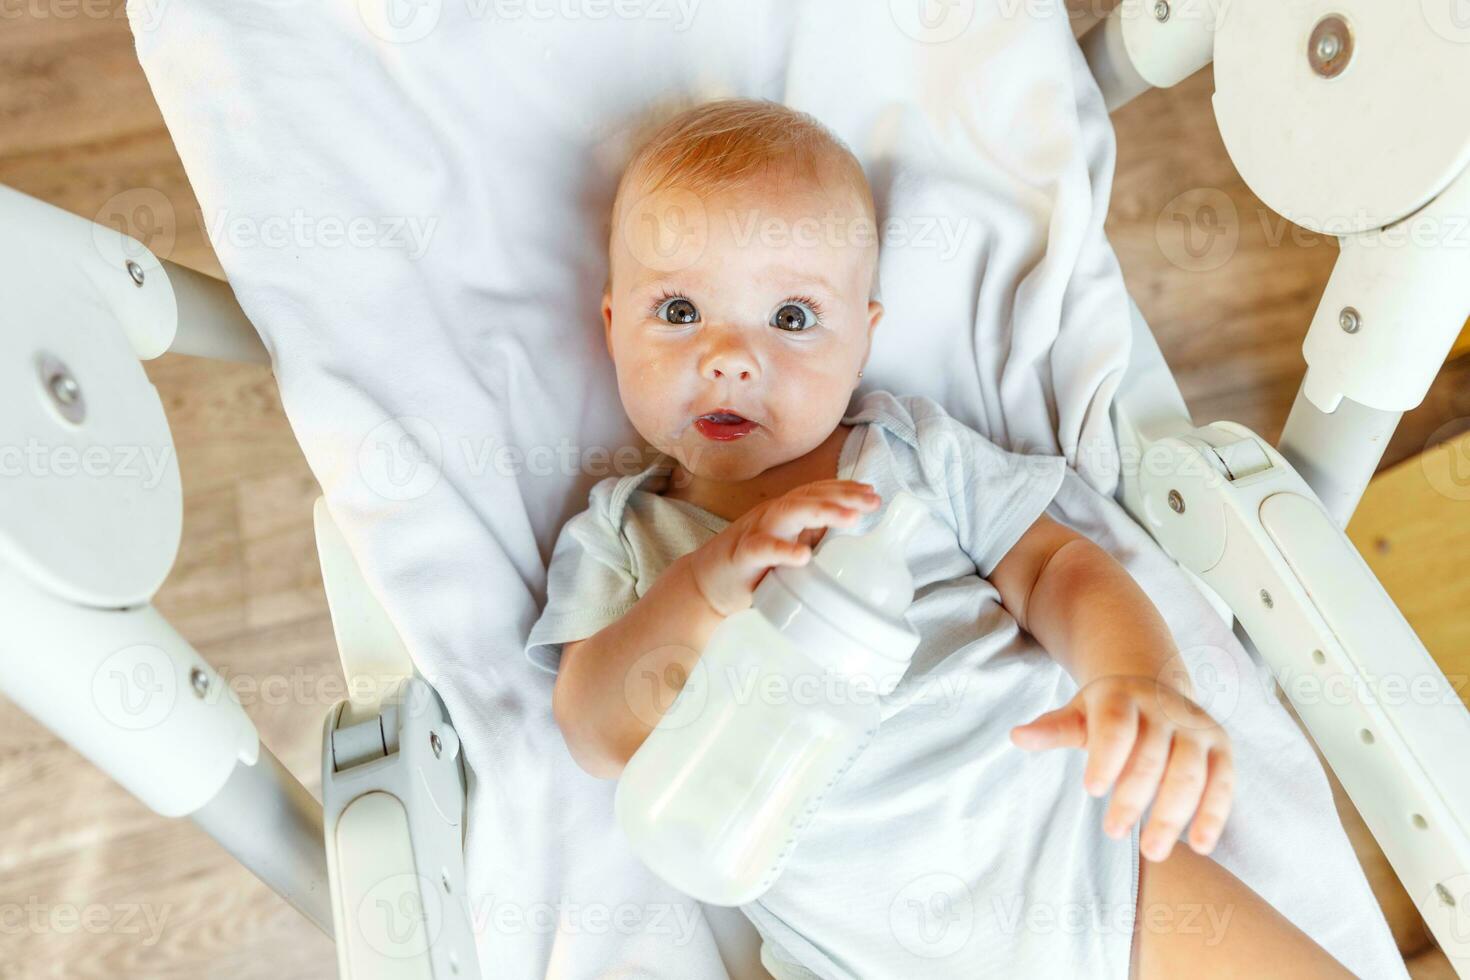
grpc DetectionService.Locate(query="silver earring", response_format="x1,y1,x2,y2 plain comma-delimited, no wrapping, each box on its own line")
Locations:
857,370,864,379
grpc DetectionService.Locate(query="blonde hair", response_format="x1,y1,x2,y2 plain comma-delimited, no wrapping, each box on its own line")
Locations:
621,97,869,200
608,98,878,281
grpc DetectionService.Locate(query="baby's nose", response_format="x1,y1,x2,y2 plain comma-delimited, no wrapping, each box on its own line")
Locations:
702,346,758,383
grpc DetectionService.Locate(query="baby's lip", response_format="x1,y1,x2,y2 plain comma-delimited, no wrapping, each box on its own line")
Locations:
696,406,757,425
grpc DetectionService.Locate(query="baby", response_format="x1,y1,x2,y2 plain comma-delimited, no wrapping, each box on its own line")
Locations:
525,99,1352,978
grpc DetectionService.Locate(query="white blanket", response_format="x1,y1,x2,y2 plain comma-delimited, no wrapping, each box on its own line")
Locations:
129,0,1406,976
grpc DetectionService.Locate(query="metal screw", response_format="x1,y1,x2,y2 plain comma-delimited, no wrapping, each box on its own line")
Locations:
51,373,80,406
1167,490,1185,514
38,354,87,425
1153,0,1169,21
430,731,443,758
126,260,146,286
1259,589,1274,609
1339,306,1361,334
1309,14,1353,79
190,667,210,698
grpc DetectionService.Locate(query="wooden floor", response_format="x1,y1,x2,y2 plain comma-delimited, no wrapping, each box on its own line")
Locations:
2,4,1466,977
2,9,335,978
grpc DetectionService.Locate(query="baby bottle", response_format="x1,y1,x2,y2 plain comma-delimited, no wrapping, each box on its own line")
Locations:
615,491,930,906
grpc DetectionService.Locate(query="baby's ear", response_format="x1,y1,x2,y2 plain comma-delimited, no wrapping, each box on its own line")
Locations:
867,299,884,336
601,290,615,359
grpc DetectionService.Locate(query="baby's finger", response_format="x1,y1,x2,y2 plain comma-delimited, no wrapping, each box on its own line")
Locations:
794,482,882,514
780,481,875,509
1081,693,1139,798
792,480,877,498
1102,715,1172,840
1010,703,1087,751
759,497,873,541
1139,737,1207,862
1186,747,1235,855
795,527,827,550
732,532,812,571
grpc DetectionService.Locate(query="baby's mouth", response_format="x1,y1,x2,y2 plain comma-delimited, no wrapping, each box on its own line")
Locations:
693,409,758,442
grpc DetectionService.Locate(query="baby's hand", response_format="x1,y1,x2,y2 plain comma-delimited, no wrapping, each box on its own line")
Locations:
686,480,881,617
1009,675,1234,863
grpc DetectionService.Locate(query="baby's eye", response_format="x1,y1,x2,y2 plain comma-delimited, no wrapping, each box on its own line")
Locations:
771,300,821,332
654,296,700,325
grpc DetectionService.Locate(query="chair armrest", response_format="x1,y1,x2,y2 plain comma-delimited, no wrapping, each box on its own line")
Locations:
1116,405,1470,972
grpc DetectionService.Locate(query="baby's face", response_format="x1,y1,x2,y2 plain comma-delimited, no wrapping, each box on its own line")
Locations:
603,167,882,484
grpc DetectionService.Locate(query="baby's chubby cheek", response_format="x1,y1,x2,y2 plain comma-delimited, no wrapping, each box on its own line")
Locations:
613,358,684,434
607,366,708,472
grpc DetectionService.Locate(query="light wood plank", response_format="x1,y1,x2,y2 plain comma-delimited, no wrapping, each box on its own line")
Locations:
1349,429,1470,696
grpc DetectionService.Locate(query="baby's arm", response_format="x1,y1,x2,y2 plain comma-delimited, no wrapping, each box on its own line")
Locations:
988,515,1234,864
553,480,880,779
992,520,1353,978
